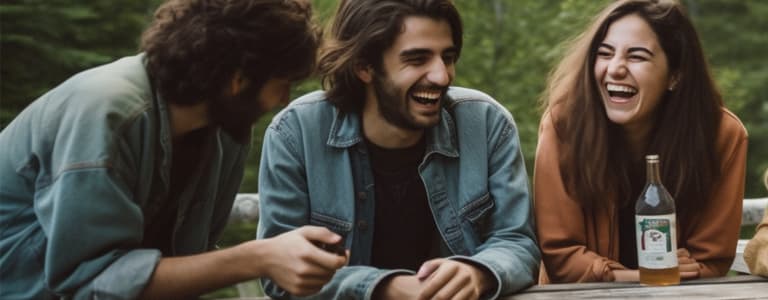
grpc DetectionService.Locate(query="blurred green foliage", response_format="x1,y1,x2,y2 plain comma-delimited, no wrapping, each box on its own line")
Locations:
2,0,765,197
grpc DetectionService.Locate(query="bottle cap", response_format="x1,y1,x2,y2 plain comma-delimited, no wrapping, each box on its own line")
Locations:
645,154,659,162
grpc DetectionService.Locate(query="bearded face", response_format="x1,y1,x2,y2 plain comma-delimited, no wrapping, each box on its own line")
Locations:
207,83,264,144
371,68,447,131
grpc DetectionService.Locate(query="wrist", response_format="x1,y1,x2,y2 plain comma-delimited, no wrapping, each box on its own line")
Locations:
471,265,495,296
372,275,397,300
233,239,268,279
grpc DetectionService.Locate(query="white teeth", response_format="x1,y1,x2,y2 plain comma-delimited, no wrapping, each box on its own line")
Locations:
413,91,441,100
606,83,637,94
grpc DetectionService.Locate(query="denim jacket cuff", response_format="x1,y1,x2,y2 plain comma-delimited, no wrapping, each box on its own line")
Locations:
364,269,415,300
447,255,502,300
85,249,162,299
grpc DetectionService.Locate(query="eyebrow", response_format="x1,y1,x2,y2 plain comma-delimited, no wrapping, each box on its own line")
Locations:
598,43,654,56
400,46,459,59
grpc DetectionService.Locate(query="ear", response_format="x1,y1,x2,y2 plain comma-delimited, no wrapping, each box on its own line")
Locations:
668,72,680,91
355,64,373,84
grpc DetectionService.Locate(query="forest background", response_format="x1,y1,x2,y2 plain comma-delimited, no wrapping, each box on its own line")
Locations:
2,0,766,198
2,0,766,297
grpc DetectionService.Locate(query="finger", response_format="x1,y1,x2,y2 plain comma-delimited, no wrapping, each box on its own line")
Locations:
680,271,699,279
679,265,698,273
451,284,475,300
677,255,695,263
678,262,699,273
419,263,459,299
298,226,342,244
676,248,691,257
433,272,470,300
417,259,444,280
281,275,331,297
304,248,348,271
285,261,338,283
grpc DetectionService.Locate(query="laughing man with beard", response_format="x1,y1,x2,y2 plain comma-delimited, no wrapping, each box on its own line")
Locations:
256,1,540,299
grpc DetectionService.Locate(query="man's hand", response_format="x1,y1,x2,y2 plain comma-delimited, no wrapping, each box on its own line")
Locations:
260,226,348,296
677,248,700,279
416,259,493,300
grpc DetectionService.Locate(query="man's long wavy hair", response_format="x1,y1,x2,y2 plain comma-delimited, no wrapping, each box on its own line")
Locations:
318,0,463,113
141,0,319,105
541,0,723,224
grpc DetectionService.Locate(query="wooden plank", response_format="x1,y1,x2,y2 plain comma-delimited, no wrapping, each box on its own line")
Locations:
506,283,768,299
506,275,768,300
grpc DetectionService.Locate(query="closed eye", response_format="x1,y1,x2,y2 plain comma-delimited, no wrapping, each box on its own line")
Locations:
596,50,613,58
405,56,428,65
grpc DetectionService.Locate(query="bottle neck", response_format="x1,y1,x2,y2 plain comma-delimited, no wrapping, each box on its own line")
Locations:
646,160,661,184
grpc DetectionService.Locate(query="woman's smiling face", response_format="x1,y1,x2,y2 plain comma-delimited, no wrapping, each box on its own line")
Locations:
594,13,675,133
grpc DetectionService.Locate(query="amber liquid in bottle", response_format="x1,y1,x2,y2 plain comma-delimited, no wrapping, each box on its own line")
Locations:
635,155,680,286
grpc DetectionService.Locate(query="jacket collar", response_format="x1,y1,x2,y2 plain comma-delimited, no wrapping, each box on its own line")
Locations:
326,102,459,158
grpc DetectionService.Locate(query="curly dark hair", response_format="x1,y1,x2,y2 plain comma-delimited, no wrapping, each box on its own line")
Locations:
141,0,319,105
318,0,462,113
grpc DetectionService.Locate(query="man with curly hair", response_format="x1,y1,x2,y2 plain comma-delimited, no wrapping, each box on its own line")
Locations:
0,0,346,298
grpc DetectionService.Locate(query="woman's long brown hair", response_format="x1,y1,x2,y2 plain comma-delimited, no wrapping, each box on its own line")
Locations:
541,0,723,224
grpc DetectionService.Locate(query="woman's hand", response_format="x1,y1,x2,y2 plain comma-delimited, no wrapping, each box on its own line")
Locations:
677,248,701,279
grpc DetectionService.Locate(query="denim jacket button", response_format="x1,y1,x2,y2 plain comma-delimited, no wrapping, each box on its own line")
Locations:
356,192,366,201
357,220,368,231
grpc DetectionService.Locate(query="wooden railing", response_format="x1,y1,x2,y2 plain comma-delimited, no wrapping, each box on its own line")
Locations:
228,194,767,273
229,194,767,225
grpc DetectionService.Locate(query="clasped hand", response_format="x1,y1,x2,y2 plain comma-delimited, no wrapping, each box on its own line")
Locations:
377,258,493,300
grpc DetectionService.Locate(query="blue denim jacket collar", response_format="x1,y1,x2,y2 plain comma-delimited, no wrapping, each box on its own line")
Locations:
326,103,459,159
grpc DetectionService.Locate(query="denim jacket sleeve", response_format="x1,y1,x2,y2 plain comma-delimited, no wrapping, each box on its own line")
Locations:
32,122,161,299
258,122,411,299
452,102,540,297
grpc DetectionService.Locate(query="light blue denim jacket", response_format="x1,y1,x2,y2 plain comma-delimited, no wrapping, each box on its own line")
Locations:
257,88,540,299
0,54,248,299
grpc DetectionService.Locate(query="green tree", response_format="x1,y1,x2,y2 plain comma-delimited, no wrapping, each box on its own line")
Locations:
5,0,762,197
1,0,160,126
687,0,768,197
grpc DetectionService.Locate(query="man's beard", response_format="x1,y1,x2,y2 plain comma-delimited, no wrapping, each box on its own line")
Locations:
372,72,442,130
208,85,264,144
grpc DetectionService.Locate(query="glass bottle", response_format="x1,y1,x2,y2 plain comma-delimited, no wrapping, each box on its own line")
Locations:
635,154,680,285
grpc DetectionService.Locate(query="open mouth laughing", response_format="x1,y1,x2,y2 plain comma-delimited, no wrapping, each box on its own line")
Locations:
410,88,443,105
606,83,637,103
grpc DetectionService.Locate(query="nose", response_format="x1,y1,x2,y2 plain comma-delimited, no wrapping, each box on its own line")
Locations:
426,58,452,86
607,56,627,78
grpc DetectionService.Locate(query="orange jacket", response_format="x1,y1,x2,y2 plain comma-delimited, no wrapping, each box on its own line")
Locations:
534,109,748,283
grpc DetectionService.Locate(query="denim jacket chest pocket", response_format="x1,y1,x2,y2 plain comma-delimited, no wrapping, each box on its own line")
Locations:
309,212,353,244
459,193,495,241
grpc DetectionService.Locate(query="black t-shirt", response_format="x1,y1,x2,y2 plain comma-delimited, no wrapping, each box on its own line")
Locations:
367,137,438,271
619,167,645,269
619,200,638,269
142,127,210,255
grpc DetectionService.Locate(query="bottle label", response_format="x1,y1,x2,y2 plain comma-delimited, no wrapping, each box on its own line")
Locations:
635,214,678,269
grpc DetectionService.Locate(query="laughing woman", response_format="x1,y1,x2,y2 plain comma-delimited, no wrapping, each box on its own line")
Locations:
534,0,748,283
